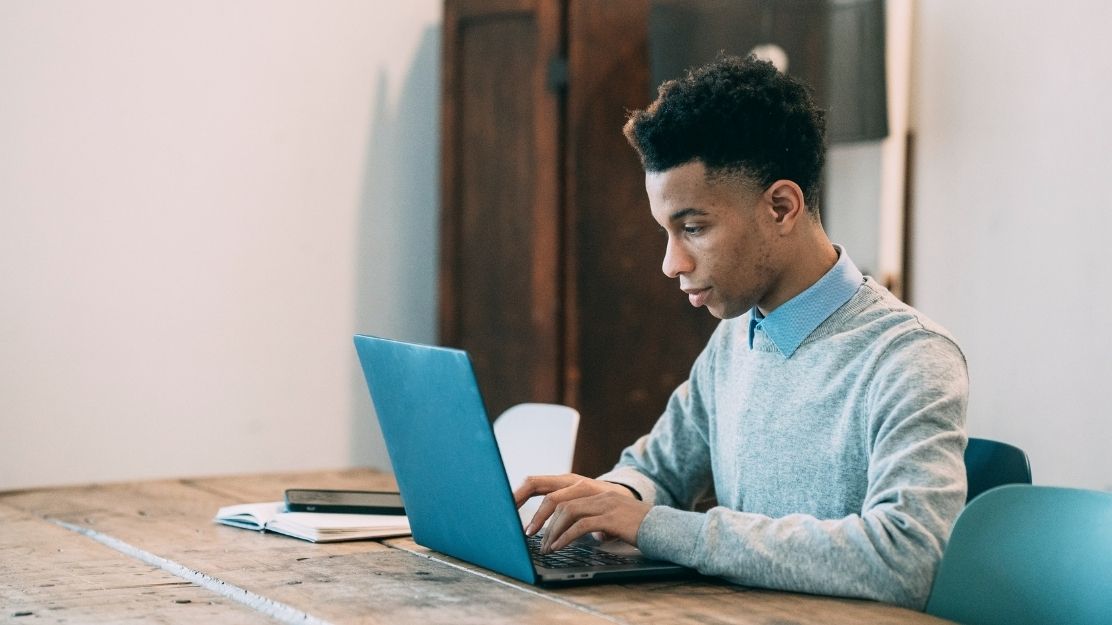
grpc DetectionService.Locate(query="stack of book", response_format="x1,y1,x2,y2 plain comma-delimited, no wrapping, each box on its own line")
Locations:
214,501,410,543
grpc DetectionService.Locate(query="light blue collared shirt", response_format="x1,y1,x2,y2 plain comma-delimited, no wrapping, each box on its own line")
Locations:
748,245,865,358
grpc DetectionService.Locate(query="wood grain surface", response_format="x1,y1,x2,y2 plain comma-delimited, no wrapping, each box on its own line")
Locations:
1,468,954,625
0,503,265,624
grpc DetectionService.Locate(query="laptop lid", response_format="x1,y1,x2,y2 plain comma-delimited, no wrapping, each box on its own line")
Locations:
353,335,537,584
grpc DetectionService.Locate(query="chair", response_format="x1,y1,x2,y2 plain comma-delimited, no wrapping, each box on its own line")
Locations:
492,403,579,526
964,437,1031,503
925,485,1112,625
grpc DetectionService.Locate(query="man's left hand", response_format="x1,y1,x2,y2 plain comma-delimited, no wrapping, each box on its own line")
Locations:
536,488,654,554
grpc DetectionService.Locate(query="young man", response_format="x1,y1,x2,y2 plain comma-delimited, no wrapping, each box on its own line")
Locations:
513,56,968,610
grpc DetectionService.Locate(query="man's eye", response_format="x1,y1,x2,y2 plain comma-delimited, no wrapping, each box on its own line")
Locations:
683,224,704,235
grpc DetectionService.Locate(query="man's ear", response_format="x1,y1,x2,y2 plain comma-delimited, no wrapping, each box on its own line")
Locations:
765,180,806,231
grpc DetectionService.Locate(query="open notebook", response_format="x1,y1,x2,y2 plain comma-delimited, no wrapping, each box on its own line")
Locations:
214,501,411,543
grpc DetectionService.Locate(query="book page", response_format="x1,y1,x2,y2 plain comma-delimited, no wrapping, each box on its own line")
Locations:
270,512,410,541
213,501,283,531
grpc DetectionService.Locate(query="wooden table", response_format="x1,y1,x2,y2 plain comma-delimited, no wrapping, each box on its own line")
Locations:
1,469,955,624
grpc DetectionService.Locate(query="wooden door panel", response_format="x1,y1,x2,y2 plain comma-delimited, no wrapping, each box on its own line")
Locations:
441,0,563,419
566,0,718,477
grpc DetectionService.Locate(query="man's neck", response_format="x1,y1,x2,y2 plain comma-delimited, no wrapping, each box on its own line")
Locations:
757,234,839,316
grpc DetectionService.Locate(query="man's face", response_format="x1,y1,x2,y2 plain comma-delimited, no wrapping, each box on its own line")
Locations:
647,160,779,319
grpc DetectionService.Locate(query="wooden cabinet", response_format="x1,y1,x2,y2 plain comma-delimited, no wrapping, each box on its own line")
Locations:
440,0,716,476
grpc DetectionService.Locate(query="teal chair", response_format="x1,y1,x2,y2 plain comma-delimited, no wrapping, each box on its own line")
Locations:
964,437,1031,503
926,485,1112,625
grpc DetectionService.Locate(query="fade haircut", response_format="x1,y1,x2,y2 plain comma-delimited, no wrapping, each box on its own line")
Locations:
623,55,827,212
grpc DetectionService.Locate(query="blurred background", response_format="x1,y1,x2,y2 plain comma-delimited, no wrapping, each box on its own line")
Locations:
2,0,1109,492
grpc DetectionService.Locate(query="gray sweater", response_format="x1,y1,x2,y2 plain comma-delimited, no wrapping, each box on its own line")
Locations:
599,278,968,609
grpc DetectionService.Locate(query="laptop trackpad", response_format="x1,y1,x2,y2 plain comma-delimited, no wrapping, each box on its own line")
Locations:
572,533,644,556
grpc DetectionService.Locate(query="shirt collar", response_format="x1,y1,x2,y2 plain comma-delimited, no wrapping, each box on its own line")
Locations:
747,245,864,357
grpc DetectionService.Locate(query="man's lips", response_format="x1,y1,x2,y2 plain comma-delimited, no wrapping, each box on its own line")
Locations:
683,287,711,307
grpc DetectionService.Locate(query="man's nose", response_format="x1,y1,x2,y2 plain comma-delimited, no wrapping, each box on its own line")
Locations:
662,238,694,278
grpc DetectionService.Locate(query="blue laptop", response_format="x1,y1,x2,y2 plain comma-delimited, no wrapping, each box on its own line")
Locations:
353,334,688,584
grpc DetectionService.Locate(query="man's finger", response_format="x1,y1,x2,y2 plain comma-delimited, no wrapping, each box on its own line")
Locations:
512,474,578,507
539,503,573,553
525,479,595,535
539,495,607,553
546,517,601,553
543,493,652,552
526,486,573,535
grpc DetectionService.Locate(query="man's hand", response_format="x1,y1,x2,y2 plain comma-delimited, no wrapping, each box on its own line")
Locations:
512,474,653,554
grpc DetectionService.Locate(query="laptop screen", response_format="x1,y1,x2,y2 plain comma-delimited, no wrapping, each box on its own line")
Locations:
354,335,536,583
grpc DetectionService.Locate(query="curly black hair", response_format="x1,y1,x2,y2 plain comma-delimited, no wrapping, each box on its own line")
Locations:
624,55,826,211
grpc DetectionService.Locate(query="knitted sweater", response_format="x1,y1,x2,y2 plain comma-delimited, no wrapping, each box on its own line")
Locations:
599,278,968,609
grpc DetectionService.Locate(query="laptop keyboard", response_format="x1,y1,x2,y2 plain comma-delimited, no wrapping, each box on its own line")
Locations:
527,535,646,569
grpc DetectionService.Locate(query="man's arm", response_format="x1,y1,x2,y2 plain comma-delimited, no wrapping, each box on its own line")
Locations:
634,330,968,610
514,332,722,552
518,324,966,609
596,332,720,508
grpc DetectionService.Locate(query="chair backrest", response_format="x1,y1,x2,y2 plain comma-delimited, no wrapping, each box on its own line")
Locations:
964,437,1031,503
493,403,579,526
926,485,1112,625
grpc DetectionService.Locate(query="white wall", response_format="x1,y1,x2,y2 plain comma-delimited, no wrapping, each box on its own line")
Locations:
911,0,1112,489
0,1,441,490
6,0,1109,494
819,0,912,295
